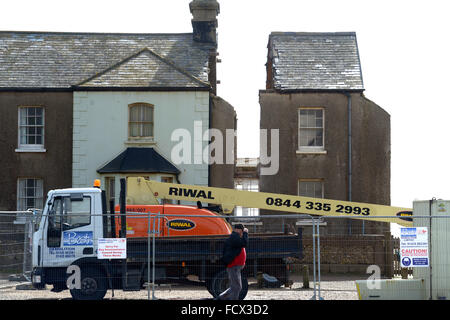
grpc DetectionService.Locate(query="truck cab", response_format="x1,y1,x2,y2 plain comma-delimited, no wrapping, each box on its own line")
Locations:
32,186,104,294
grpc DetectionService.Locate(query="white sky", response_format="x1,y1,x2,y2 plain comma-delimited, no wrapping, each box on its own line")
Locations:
2,0,450,210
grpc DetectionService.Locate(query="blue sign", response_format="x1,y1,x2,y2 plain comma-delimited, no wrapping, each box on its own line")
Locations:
412,258,429,266
63,231,93,246
402,257,411,267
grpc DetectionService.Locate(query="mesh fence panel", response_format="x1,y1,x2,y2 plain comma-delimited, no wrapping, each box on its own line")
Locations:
1,211,449,301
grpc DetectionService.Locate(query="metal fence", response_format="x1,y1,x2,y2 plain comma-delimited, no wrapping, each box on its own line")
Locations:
0,211,37,282
0,211,448,300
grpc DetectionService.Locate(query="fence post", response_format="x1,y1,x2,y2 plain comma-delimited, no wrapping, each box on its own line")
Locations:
152,213,158,300
302,265,309,288
384,231,393,278
147,211,151,300
311,217,317,300
316,218,322,300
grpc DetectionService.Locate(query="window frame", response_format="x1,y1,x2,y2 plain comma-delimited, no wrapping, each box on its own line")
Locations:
16,106,46,152
128,102,154,141
298,179,324,199
17,178,44,211
47,195,92,247
297,107,325,154
234,178,260,216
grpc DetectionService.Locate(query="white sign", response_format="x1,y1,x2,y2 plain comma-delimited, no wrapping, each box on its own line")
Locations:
98,238,127,259
400,227,429,267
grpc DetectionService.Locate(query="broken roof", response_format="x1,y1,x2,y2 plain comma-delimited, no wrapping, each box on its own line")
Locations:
268,32,364,92
0,31,214,90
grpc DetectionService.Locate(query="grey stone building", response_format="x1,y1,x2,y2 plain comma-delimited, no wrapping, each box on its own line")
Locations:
259,32,390,235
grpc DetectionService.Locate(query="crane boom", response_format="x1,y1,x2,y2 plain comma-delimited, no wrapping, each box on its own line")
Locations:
126,177,413,227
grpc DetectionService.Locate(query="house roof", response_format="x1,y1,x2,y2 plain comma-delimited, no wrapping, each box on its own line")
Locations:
268,32,364,91
0,31,214,90
97,147,180,174
77,48,209,89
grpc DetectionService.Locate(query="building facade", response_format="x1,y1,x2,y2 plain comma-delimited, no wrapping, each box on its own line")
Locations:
0,92,73,211
0,0,235,211
259,32,390,235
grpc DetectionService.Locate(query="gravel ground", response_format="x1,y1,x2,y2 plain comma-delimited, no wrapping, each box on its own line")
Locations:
0,274,362,300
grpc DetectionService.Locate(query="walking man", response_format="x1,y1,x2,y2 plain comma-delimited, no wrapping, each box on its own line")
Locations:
218,223,248,300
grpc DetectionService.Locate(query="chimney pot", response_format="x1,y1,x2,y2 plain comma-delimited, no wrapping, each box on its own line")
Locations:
189,0,220,45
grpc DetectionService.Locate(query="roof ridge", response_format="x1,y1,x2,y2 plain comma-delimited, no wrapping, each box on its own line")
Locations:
0,30,194,36
74,47,210,88
270,31,357,37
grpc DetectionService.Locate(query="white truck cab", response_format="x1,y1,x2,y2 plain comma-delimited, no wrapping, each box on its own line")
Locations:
32,186,105,292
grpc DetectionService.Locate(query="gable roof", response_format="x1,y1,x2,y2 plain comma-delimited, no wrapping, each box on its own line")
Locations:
0,31,214,90
76,48,209,89
97,147,180,174
268,32,364,91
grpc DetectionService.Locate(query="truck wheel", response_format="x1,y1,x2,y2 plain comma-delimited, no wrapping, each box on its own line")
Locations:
70,266,107,300
212,269,248,300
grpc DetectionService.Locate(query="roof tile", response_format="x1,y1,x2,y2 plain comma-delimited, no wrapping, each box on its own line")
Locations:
0,31,214,89
268,32,364,91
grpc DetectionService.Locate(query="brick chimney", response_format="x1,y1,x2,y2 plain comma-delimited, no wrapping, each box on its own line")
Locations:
189,0,220,45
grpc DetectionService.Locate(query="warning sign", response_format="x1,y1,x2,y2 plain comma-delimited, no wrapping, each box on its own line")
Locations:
98,238,127,259
400,227,429,267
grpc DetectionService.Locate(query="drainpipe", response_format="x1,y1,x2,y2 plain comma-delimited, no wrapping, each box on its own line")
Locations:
345,92,353,235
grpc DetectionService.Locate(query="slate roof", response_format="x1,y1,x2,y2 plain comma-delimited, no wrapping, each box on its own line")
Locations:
0,31,214,89
268,32,364,91
97,147,180,174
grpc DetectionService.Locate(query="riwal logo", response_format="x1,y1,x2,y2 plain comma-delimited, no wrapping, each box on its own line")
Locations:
396,211,413,222
167,219,196,231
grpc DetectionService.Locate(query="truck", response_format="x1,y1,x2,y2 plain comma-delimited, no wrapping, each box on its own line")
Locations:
31,176,412,300
30,178,303,300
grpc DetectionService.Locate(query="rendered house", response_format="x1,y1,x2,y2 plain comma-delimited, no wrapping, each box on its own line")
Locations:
0,0,235,211
259,32,390,235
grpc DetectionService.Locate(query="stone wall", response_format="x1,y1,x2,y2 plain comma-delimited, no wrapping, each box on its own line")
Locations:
295,232,393,276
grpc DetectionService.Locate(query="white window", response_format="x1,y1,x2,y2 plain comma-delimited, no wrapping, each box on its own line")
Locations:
298,180,324,198
129,103,154,139
17,107,45,152
17,178,44,210
235,179,259,216
298,108,324,152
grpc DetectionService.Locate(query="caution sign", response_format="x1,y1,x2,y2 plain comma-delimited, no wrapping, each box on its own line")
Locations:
98,238,127,259
400,227,429,267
